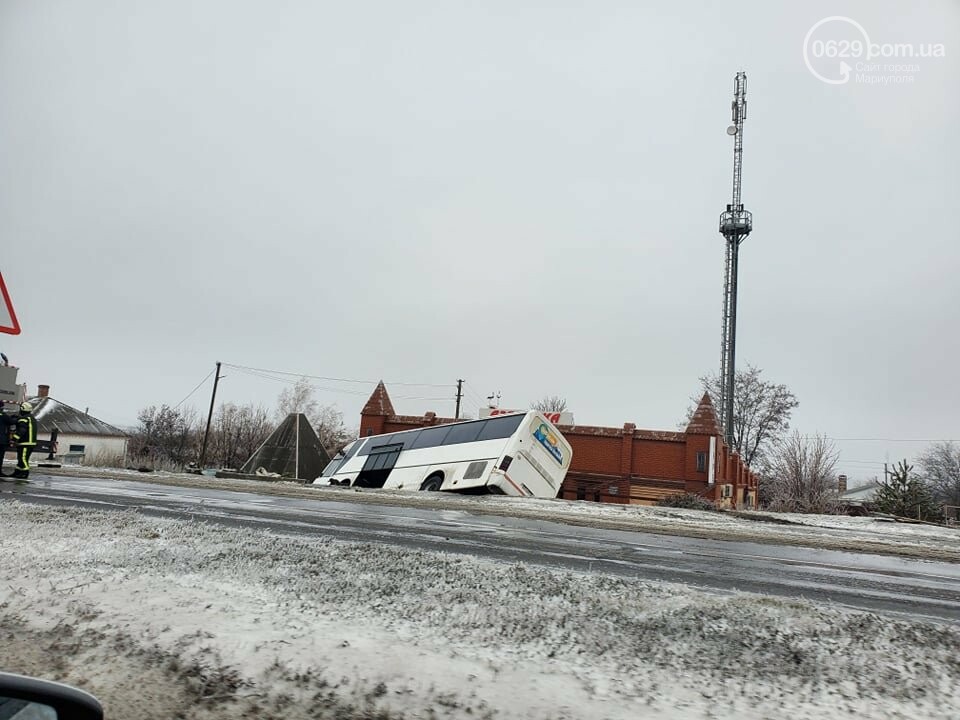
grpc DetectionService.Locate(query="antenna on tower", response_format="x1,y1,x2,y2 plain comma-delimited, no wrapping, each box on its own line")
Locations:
717,71,753,450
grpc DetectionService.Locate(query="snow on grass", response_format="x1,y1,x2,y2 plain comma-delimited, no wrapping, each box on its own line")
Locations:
1,501,959,719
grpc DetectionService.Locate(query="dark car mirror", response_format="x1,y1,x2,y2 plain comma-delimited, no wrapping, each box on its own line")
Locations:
0,672,102,720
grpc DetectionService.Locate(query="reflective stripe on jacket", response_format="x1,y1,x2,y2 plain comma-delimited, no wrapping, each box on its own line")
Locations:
14,416,36,446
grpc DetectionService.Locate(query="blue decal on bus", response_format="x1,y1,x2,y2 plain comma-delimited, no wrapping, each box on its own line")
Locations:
533,423,563,465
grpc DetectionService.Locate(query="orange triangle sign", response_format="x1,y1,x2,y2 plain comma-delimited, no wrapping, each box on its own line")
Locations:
0,272,21,335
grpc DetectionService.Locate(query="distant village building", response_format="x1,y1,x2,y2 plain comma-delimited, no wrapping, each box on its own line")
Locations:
358,382,758,508
839,482,879,511
28,385,128,465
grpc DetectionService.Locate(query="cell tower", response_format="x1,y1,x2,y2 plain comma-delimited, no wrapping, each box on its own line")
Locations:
717,71,753,449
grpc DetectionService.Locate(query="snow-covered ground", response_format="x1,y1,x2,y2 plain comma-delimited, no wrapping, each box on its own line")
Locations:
21,464,960,562
1,500,959,720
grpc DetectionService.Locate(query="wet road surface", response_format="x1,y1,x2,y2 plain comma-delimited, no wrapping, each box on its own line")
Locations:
4,474,960,622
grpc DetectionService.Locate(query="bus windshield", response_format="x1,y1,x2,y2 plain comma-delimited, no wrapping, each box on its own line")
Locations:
321,438,364,477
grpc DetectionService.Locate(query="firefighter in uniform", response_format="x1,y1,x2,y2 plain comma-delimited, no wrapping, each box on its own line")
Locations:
12,402,36,479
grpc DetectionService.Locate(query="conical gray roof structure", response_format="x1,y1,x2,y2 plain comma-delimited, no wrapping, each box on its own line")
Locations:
240,413,330,481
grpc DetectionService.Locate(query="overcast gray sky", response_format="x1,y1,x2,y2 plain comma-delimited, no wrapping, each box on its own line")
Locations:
2,0,957,482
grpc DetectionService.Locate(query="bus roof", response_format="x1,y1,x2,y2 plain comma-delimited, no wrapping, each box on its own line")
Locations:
349,411,547,450
366,410,532,440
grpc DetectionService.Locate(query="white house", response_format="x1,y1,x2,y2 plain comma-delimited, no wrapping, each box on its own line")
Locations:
840,481,879,508
28,385,128,465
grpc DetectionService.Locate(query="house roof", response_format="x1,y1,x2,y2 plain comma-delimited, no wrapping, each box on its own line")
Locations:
27,396,128,437
841,483,879,502
362,381,396,417
685,393,721,436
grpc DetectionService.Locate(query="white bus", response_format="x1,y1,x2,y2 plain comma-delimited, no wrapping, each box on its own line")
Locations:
314,411,572,498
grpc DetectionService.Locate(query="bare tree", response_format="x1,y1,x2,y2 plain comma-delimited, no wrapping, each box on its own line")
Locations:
130,404,200,469
312,404,355,456
690,364,798,467
764,431,839,513
211,402,273,469
276,377,319,421
175,406,200,465
918,441,960,506
532,395,567,413
276,377,354,455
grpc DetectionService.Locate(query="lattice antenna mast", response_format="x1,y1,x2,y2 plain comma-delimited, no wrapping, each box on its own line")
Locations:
718,72,753,450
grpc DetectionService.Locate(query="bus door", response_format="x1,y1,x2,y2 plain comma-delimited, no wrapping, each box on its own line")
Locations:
354,443,402,488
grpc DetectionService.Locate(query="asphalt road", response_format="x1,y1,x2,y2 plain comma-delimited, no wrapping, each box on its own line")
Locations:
4,473,960,622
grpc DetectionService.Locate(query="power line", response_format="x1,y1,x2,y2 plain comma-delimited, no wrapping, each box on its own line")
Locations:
459,396,482,419
463,383,489,408
808,436,958,443
222,363,452,388
173,369,215,410
395,396,454,402
231,366,371,395
226,365,452,402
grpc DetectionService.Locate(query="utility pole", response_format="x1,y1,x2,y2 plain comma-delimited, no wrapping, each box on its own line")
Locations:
718,71,753,449
199,361,222,470
454,379,463,419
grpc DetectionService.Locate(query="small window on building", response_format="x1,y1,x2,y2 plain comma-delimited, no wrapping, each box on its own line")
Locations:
696,451,707,473
69,444,86,453
593,491,601,502
576,487,586,500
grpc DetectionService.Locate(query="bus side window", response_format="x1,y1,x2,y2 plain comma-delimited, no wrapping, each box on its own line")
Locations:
322,453,344,476
476,414,525,441
396,430,422,450
341,440,363,463
411,425,451,449
442,422,484,446
358,435,394,456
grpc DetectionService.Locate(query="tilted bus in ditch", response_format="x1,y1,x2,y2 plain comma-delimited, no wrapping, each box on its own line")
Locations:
314,411,572,498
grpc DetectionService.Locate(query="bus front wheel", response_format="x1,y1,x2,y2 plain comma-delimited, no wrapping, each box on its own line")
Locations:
420,474,443,492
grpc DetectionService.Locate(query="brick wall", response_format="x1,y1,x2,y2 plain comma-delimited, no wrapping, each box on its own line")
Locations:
631,440,686,480
566,433,623,475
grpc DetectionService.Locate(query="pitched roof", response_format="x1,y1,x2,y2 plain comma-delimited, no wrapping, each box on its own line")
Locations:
240,413,331,481
27,396,128,437
841,483,879,502
685,393,721,436
362,380,395,417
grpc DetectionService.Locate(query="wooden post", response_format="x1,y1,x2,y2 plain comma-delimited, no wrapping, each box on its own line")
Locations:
199,362,222,470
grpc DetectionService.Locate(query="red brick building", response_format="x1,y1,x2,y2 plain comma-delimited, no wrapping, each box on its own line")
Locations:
359,382,758,508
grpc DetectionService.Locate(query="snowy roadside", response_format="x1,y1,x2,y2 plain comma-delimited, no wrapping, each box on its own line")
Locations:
21,463,960,562
1,501,959,720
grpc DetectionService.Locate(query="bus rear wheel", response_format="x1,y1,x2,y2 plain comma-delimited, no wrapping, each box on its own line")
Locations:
420,474,443,492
